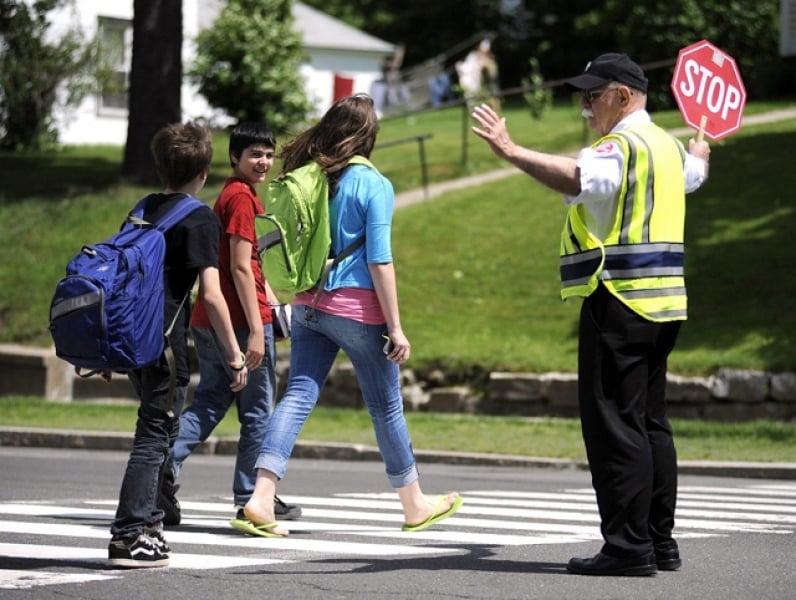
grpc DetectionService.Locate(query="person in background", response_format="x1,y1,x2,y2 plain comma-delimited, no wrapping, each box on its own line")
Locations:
456,38,500,110
158,122,301,531
235,93,463,538
471,53,710,576
109,122,248,568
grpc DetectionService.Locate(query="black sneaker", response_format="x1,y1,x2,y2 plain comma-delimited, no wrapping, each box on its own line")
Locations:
274,495,302,520
108,534,169,568
144,522,171,554
158,482,181,526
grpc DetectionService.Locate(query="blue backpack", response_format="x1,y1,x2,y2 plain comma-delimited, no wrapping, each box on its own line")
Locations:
49,196,205,376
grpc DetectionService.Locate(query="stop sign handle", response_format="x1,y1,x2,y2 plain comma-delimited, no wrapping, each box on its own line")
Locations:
696,115,707,143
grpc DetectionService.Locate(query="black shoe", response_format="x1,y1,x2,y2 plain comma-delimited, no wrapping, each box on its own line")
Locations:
567,552,657,576
158,483,181,526
274,495,302,520
108,534,169,568
144,522,171,554
655,547,682,571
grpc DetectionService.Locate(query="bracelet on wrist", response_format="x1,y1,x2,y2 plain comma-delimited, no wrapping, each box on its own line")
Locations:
229,351,246,371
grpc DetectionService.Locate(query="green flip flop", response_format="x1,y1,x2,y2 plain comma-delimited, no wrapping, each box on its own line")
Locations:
229,518,286,538
402,494,464,532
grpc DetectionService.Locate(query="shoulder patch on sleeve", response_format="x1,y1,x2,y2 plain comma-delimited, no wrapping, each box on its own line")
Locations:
596,142,615,154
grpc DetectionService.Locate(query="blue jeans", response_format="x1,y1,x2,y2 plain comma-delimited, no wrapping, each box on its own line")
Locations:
112,360,187,541
170,325,276,506
255,305,419,488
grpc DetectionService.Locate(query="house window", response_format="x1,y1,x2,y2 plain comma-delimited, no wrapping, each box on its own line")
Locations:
97,17,132,114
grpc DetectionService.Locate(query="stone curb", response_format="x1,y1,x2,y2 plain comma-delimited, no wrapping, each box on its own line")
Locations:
2,426,794,480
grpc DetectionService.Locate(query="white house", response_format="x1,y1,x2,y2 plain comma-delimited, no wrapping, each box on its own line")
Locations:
49,1,395,145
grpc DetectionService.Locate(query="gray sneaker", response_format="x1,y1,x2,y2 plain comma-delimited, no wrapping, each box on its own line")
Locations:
274,495,302,520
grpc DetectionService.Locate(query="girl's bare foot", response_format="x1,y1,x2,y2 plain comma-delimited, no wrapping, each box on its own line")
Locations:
243,497,290,536
402,492,463,532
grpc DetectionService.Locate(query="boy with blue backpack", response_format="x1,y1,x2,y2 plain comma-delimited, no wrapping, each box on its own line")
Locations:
106,122,248,568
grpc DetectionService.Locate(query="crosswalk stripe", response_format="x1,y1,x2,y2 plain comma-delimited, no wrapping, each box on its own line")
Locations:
1,482,793,588
0,519,460,557
0,566,117,589
677,494,796,508
677,496,796,514
679,485,796,498
0,542,285,569
673,507,796,524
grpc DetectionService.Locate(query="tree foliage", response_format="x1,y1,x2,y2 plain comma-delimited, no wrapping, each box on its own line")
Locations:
188,0,312,133
580,0,784,109
302,0,792,107
0,0,98,150
522,57,552,120
299,0,605,94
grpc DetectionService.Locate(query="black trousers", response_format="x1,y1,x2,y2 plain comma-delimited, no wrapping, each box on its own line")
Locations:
578,283,681,558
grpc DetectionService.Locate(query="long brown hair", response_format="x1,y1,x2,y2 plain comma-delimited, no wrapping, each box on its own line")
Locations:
279,94,379,185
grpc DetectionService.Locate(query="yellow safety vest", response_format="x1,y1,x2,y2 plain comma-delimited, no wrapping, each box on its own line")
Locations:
559,123,688,322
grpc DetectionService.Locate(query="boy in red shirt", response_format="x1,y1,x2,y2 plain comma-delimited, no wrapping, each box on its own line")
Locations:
159,122,301,527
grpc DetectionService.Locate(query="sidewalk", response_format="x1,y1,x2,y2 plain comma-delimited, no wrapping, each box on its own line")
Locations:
1,425,794,480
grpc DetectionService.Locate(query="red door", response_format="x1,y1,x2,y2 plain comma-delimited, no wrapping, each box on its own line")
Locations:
333,74,354,101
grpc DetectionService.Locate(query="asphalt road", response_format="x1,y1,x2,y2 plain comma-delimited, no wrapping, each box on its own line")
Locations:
1,447,794,599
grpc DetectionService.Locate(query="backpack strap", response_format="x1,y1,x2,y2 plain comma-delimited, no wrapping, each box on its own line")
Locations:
347,155,376,169
258,228,282,252
308,156,374,313
127,195,205,230
126,196,206,338
310,236,365,312
127,195,206,416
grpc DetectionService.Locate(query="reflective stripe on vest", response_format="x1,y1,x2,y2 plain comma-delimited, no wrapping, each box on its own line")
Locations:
602,242,684,279
559,123,687,322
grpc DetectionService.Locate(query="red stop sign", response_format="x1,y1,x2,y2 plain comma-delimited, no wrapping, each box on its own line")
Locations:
670,40,747,141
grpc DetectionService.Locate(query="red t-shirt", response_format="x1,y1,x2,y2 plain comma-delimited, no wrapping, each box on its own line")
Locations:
191,178,272,329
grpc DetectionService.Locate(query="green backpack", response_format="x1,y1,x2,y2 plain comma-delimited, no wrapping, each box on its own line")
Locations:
256,156,374,304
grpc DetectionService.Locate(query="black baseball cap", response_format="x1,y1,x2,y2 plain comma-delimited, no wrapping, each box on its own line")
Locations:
566,53,648,93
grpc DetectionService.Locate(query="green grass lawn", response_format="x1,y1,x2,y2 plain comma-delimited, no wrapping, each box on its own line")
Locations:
1,100,795,378
2,100,794,463
2,397,794,463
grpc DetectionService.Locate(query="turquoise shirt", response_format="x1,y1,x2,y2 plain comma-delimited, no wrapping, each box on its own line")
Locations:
325,163,394,291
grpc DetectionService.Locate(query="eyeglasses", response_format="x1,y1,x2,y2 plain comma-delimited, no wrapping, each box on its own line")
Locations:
580,86,620,103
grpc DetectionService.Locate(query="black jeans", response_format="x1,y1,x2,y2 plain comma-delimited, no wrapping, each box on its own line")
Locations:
110,361,187,541
578,283,681,558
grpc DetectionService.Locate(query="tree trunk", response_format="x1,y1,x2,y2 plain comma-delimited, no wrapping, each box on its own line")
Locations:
121,0,183,185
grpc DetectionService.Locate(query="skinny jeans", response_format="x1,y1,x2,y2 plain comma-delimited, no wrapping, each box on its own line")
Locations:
255,305,419,488
111,360,187,541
